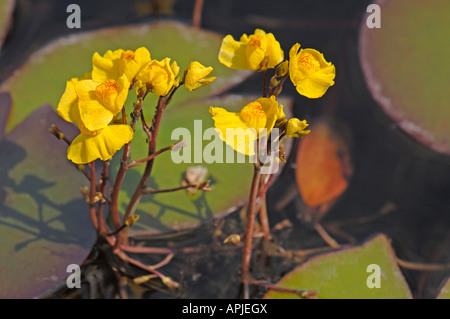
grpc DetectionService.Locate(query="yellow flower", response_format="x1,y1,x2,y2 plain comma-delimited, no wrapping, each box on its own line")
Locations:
92,47,151,83
183,61,216,91
218,29,284,71
57,77,133,164
75,75,129,132
286,118,310,138
209,96,282,156
67,125,134,164
135,58,179,96
289,43,335,99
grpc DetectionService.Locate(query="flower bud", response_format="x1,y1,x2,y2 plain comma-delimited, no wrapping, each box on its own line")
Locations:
286,118,310,138
275,60,289,77
125,214,140,226
224,234,241,244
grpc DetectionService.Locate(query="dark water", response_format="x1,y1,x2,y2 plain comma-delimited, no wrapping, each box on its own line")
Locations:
1,0,449,299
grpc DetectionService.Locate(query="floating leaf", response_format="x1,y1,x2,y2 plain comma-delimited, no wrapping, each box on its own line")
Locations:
295,118,352,220
113,95,292,236
0,21,251,131
0,0,14,50
437,277,450,299
0,101,95,298
264,234,412,299
360,0,450,155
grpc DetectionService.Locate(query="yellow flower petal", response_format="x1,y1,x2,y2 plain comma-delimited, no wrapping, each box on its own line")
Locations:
119,47,151,82
67,125,134,164
209,106,257,156
245,30,268,70
294,70,336,99
57,78,81,124
76,79,126,131
115,75,130,110
239,102,267,131
218,34,248,70
289,43,335,99
256,96,279,133
209,96,281,156
266,32,284,68
92,49,124,82
184,61,215,91
171,60,180,78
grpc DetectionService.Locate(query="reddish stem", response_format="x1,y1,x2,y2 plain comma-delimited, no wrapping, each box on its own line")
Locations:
126,142,179,169
117,251,166,281
121,96,166,243
111,98,145,233
97,161,109,234
88,162,99,232
120,244,206,255
241,166,262,277
142,182,211,194
258,196,271,241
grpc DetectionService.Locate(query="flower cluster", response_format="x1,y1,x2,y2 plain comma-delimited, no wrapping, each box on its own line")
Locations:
211,29,335,156
218,29,335,99
57,47,216,164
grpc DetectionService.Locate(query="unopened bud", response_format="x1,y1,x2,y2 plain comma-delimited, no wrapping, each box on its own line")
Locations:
275,61,289,77
270,77,280,89
259,54,269,71
125,214,140,226
224,234,242,244
80,186,89,203
93,192,103,203
286,118,310,138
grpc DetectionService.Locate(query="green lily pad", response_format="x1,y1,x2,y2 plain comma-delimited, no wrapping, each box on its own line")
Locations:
359,0,450,155
0,100,95,298
437,277,450,299
0,20,251,132
0,0,14,50
264,234,412,299
113,95,292,236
